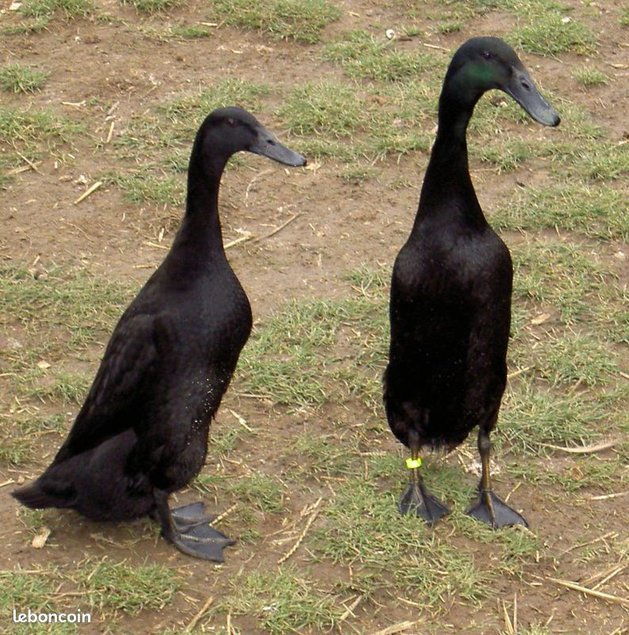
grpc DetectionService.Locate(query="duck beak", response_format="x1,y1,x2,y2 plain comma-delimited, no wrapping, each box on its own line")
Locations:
504,67,560,127
249,127,307,167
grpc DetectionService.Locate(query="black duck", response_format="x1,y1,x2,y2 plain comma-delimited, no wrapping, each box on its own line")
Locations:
13,107,306,560
384,37,560,527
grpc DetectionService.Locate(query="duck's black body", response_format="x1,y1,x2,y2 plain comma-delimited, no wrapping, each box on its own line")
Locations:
13,107,306,560
384,37,559,526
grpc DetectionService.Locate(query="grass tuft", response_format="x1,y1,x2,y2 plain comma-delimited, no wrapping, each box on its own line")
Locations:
324,30,438,82
121,0,182,13
572,66,608,87
106,170,185,208
0,568,58,613
212,0,340,43
493,184,628,241
215,567,343,634
501,380,611,453
225,472,286,514
0,64,48,93
533,332,619,387
78,559,180,615
278,81,363,138
19,0,94,19
512,13,597,55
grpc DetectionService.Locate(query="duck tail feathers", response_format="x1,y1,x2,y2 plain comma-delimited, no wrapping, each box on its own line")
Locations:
12,479,76,510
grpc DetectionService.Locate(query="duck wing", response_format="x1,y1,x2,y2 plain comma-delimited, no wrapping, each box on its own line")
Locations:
51,311,163,466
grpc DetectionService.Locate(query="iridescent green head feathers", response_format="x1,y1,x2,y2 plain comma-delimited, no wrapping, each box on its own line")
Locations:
443,36,560,127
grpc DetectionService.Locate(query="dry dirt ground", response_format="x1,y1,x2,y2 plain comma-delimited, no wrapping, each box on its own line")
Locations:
0,0,628,633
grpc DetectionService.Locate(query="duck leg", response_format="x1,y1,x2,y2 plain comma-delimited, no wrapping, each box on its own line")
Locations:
466,428,528,528
399,431,450,525
154,490,235,562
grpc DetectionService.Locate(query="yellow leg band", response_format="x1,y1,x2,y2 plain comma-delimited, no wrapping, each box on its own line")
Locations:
406,457,422,470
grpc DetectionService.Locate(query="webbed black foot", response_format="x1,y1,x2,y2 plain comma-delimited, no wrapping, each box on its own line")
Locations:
171,502,216,527
466,489,528,529
399,482,450,525
168,521,236,562
154,491,235,562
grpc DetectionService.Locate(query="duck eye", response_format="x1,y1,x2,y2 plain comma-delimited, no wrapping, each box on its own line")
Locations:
481,51,493,60
225,117,236,127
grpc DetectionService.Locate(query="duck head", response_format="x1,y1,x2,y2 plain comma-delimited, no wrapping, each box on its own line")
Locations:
445,36,560,127
200,106,306,167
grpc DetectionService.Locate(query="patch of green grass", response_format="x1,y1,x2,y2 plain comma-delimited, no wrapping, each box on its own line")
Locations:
345,263,390,294
315,478,493,606
212,0,340,43
31,370,91,405
0,568,58,613
0,265,129,345
225,472,286,513
106,170,185,208
572,66,608,87
288,432,355,476
574,532,629,564
510,240,614,325
494,184,628,241
240,295,387,410
169,23,213,39
437,21,462,34
0,412,67,465
512,13,597,56
550,140,629,182
277,78,436,161
396,541,488,603
78,559,180,615
0,106,83,160
278,80,364,138
121,0,181,13
0,264,130,405
240,299,349,408
548,96,604,141
1,17,50,34
533,332,619,387
501,380,612,454
510,239,629,348
19,0,94,19
340,164,377,184
0,64,48,93
474,137,549,173
0,434,33,465
510,453,626,493
16,508,50,533
215,567,343,634
324,30,438,82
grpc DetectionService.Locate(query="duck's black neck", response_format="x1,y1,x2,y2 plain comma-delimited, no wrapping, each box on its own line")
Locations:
412,75,487,233
171,148,228,262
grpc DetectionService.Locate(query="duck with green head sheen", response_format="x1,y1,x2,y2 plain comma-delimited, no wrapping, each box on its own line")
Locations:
384,37,559,528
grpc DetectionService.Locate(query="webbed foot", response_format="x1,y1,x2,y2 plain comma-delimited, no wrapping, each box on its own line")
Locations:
399,482,450,525
167,522,236,562
154,492,235,562
466,490,528,528
171,502,216,527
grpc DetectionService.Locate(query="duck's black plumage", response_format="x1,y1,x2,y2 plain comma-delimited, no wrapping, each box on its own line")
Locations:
384,37,559,527
13,107,306,560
